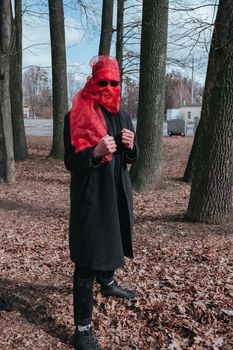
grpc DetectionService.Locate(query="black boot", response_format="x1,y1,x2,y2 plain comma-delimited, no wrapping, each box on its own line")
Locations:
72,328,103,350
101,280,138,299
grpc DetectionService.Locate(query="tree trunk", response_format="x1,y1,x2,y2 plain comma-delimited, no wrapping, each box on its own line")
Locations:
98,0,114,55
48,0,68,159
0,103,7,181
116,0,124,80
0,0,15,183
130,0,168,191
187,0,233,224
10,0,28,161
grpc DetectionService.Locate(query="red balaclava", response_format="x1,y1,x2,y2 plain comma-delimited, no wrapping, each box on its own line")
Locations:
70,55,121,162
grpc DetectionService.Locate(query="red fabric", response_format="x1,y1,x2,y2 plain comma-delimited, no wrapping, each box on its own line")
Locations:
70,55,120,162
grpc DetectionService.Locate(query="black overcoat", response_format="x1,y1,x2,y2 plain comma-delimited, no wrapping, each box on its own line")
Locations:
63,108,138,271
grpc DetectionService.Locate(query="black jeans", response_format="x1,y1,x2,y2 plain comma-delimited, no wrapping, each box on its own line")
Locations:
73,266,114,326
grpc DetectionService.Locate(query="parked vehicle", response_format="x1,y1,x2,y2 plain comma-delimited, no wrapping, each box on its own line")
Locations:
167,119,185,137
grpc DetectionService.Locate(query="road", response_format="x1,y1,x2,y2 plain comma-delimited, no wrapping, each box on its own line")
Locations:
24,119,53,136
24,119,193,137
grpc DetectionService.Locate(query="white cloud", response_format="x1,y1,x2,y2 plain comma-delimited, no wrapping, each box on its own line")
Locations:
23,15,84,68
65,17,84,47
23,14,50,68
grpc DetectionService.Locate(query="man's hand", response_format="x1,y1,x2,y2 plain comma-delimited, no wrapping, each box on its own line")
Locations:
121,128,135,150
93,135,117,158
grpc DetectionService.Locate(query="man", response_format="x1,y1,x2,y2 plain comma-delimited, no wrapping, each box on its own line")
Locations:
64,55,138,350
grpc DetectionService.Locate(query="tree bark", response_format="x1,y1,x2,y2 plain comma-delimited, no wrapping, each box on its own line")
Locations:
98,0,114,56
10,0,28,161
116,0,124,80
130,0,168,191
0,0,15,183
48,0,68,159
187,0,233,223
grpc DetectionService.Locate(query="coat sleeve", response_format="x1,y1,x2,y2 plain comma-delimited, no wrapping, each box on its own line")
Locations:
63,112,96,173
122,109,138,164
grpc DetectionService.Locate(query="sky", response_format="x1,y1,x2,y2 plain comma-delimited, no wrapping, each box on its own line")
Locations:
167,1,218,83
21,0,218,86
22,0,102,81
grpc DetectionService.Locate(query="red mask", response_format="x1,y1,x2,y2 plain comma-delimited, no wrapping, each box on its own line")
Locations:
70,56,121,162
81,56,120,112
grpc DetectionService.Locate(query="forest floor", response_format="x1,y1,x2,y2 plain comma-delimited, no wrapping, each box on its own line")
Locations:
0,137,232,350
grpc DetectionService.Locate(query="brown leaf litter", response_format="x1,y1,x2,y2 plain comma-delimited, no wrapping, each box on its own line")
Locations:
0,136,232,350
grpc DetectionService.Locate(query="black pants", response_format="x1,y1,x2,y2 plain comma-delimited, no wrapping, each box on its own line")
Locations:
73,266,114,326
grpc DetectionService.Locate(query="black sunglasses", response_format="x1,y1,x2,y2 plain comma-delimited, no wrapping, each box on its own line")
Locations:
97,80,120,87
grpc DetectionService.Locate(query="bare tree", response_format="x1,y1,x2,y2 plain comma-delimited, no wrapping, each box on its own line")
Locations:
10,0,28,161
121,76,138,117
48,0,68,158
187,0,233,224
130,0,168,190
120,0,217,83
67,70,82,106
165,71,203,110
116,0,124,79
0,0,15,182
23,67,52,119
98,0,114,55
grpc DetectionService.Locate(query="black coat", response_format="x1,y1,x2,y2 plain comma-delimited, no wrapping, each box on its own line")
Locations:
63,108,138,271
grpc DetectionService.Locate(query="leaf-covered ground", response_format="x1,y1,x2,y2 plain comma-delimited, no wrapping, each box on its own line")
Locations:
0,137,232,350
